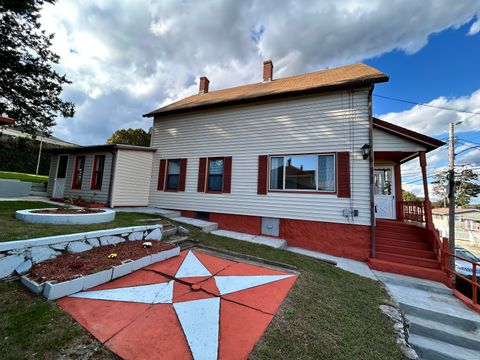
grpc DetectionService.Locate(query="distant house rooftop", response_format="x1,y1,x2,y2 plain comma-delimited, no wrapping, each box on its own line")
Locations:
144,63,388,117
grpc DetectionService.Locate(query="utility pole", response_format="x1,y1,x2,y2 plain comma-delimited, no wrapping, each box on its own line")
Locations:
448,122,456,274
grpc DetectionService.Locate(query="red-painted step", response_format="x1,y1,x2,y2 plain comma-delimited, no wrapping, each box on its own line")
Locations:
376,238,433,251
376,244,436,259
376,252,441,269
368,258,449,283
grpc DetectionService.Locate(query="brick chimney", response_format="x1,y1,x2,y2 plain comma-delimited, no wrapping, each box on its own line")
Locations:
199,76,210,94
263,60,273,82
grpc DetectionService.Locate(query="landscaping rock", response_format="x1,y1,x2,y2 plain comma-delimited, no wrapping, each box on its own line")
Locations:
128,231,144,241
67,242,93,253
30,247,60,264
86,238,100,247
51,242,69,251
0,255,25,278
99,236,124,246
145,228,162,241
178,226,190,236
15,259,32,275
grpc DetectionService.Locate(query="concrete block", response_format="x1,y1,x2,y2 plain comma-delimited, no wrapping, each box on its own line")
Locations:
178,226,190,236
128,231,144,241
15,259,32,275
0,255,25,278
50,242,69,251
131,255,152,271
99,236,124,246
145,228,162,241
43,276,85,300
67,241,93,253
112,259,134,279
30,247,60,264
21,275,45,295
86,237,100,247
83,268,113,290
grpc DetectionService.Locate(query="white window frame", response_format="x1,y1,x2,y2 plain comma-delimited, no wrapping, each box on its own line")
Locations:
268,153,336,193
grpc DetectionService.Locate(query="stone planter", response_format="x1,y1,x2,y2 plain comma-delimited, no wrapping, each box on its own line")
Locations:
16,208,116,225
112,259,134,279
43,276,85,300
25,246,180,300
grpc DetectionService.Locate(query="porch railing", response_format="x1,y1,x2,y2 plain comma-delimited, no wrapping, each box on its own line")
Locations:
400,201,425,223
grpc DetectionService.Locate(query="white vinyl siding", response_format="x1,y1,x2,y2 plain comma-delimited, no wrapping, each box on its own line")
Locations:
111,150,153,207
373,128,426,152
149,90,371,225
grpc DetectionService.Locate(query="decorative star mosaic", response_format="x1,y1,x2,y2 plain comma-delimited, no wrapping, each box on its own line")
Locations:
58,250,297,360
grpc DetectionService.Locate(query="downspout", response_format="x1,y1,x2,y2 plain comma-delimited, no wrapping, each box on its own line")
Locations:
106,148,117,208
368,86,376,258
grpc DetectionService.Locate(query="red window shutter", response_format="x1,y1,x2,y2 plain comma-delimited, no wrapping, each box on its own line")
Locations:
178,158,187,191
257,155,268,195
157,159,166,191
337,152,351,198
223,156,232,193
197,157,207,192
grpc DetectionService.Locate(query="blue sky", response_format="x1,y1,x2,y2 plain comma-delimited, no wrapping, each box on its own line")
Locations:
40,0,480,202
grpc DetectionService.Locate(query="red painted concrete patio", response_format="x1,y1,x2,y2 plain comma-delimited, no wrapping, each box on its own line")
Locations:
58,249,297,360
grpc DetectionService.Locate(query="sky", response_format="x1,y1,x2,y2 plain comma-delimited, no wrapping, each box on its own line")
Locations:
39,0,480,201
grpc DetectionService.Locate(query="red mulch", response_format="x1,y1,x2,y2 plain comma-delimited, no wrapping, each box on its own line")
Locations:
29,241,175,283
31,208,104,214
49,198,106,208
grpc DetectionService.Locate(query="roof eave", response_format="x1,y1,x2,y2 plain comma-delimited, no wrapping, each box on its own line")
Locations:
143,75,389,118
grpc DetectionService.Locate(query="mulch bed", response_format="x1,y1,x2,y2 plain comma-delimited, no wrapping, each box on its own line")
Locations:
31,208,104,214
29,241,175,283
49,198,106,208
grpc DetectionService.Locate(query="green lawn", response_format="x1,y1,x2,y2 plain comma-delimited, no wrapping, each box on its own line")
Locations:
0,171,49,183
0,201,404,359
0,201,168,242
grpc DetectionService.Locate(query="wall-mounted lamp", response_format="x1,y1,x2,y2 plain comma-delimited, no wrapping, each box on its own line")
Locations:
361,144,371,160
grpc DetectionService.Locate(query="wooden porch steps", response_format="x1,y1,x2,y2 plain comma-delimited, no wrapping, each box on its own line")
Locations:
369,220,447,282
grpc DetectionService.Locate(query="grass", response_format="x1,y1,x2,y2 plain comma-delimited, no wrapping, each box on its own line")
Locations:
0,201,404,359
0,171,49,183
0,201,169,242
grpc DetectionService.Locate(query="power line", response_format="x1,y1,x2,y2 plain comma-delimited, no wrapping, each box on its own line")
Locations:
374,94,480,116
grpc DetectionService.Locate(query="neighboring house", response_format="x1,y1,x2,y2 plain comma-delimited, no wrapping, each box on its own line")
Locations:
433,208,480,245
47,144,155,207
0,125,76,147
45,61,446,281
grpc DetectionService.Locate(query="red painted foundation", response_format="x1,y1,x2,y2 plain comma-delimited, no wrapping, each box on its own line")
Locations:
209,212,261,235
177,209,370,261
280,218,371,261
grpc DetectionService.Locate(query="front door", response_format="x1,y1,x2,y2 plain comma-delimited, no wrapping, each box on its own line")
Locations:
374,167,395,219
53,155,68,198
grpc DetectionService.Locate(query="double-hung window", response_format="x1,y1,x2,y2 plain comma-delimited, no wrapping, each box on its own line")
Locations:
269,154,335,192
91,155,105,190
166,159,181,190
72,155,85,189
207,158,224,192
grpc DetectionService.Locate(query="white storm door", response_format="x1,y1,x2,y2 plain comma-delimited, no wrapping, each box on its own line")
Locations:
374,167,395,220
53,155,68,198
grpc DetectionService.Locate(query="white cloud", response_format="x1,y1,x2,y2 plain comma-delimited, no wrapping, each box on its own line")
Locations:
469,16,480,35
380,90,480,137
37,0,480,144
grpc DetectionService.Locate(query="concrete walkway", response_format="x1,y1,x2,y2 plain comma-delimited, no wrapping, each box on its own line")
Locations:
0,195,66,206
375,271,480,360
287,246,377,280
211,230,287,249
114,207,180,218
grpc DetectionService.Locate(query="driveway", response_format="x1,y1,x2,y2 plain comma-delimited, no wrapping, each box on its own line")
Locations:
58,249,297,360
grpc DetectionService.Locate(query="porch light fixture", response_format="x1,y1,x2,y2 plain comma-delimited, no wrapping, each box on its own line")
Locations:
361,144,371,160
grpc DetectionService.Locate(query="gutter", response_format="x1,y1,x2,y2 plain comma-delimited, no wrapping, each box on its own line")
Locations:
369,86,376,258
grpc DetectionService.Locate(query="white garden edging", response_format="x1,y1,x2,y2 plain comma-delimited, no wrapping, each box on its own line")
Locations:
37,246,180,300
15,208,116,225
